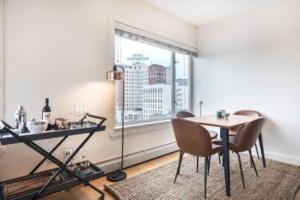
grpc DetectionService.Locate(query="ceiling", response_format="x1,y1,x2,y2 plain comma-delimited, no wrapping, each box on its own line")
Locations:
144,0,281,26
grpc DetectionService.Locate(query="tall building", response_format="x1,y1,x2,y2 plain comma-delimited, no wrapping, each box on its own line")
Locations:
116,53,172,123
123,54,149,122
165,67,172,85
143,64,171,119
175,79,189,110
143,85,171,119
148,64,166,84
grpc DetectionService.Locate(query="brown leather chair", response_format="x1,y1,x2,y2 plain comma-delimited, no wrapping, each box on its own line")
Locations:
171,118,222,199
176,111,218,139
176,111,219,171
231,110,266,167
215,118,266,189
176,111,194,118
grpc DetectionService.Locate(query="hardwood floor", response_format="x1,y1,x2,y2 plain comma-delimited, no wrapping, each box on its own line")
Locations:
42,152,179,200
43,152,300,200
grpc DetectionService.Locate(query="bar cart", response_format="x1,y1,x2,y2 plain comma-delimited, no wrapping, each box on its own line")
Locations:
0,113,106,200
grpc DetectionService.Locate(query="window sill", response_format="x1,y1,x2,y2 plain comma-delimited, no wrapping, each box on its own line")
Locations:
114,119,171,130
109,119,172,137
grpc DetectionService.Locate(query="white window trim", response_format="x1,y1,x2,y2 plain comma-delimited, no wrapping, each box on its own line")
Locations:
114,119,171,130
114,21,197,55
110,119,171,138
110,21,196,130
0,0,4,119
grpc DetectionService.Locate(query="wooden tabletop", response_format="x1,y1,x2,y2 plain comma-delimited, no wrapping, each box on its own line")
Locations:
185,115,260,129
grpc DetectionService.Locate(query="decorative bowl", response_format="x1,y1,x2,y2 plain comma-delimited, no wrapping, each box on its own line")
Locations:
27,119,48,133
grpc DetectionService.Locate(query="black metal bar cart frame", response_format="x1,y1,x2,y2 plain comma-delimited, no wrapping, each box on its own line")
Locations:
0,113,106,200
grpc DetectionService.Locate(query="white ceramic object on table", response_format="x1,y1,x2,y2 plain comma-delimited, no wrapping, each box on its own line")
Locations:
27,119,48,133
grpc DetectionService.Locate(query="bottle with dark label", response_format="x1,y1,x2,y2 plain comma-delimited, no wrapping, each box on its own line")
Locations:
42,98,51,123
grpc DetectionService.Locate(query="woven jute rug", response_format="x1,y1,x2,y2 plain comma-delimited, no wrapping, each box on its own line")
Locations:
105,154,300,200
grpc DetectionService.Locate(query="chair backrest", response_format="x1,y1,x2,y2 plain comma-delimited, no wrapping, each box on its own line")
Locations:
234,118,266,151
231,110,262,132
234,110,262,117
176,111,195,118
171,118,213,157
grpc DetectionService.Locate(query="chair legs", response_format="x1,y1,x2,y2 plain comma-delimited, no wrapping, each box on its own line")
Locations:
204,157,209,199
236,152,246,189
196,156,199,173
249,144,259,168
258,133,266,167
175,153,209,199
207,156,211,175
174,151,184,183
249,150,259,177
175,152,215,198
197,156,210,175
254,143,260,159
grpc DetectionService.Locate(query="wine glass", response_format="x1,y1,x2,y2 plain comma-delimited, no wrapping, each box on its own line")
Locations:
70,105,88,122
79,148,89,169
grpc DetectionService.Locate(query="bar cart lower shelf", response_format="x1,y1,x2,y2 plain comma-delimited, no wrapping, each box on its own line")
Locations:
0,113,107,200
0,161,105,200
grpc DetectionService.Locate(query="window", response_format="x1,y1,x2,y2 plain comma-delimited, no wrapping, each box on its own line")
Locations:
175,53,191,112
114,26,195,126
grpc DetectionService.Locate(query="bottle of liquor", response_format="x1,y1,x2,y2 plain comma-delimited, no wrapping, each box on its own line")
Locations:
42,98,51,123
15,105,27,133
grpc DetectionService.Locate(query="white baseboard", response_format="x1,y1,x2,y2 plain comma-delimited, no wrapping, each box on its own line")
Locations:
264,151,300,166
96,142,178,173
96,143,300,175
246,148,300,166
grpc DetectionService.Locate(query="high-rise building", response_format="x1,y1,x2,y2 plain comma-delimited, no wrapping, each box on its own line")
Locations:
148,64,167,85
123,54,149,122
165,67,171,85
116,53,173,123
175,79,189,111
143,85,171,119
143,65,171,119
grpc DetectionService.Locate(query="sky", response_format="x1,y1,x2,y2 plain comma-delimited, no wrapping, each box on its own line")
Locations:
115,36,189,79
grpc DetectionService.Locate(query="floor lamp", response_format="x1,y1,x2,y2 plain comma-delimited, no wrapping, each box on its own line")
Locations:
106,64,127,182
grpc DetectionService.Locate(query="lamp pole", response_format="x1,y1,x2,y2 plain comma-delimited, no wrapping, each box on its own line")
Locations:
106,64,127,182
120,66,125,169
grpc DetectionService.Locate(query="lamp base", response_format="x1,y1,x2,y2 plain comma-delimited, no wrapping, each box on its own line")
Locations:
106,170,127,182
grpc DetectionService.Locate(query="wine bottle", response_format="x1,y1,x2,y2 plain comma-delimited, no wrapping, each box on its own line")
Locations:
42,98,51,123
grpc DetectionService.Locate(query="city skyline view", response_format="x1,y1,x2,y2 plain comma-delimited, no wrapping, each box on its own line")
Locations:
115,35,172,68
115,35,191,125
115,35,190,79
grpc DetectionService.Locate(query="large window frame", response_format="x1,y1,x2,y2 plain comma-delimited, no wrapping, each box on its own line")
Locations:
171,52,194,116
113,23,196,127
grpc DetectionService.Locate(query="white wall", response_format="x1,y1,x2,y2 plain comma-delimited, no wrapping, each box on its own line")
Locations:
0,0,4,119
0,0,197,180
194,0,300,164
